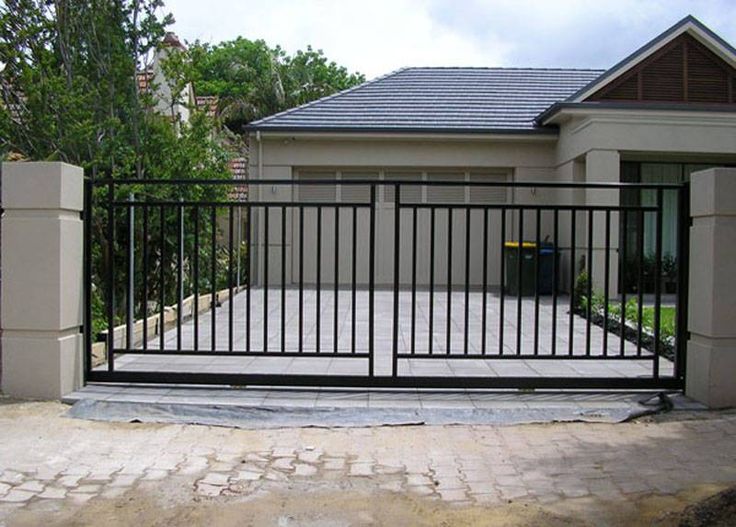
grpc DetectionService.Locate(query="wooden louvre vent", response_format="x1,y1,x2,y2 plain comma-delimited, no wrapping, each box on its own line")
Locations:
590,33,736,104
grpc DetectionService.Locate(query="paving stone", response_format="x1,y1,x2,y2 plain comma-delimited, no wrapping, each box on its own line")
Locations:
235,470,263,481
297,451,322,464
110,474,139,487
200,473,230,486
16,481,44,493
38,487,67,500
349,463,374,477
323,458,346,471
196,483,223,497
264,470,288,482
0,489,36,503
272,458,295,472
0,472,23,485
57,475,83,488
294,464,318,477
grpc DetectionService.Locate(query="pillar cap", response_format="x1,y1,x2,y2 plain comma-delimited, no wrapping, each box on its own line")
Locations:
2,162,84,211
690,167,736,218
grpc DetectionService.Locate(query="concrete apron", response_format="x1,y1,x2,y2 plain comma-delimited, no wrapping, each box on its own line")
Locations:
63,385,706,429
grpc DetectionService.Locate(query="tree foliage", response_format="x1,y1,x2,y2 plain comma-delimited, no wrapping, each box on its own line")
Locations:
189,39,365,131
0,0,231,339
0,0,229,181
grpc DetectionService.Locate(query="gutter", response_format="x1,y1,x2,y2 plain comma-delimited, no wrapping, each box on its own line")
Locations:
535,101,736,126
244,125,559,136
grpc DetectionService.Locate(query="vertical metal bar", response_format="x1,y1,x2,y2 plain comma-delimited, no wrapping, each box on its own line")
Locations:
142,204,149,351
334,205,339,354
263,206,269,353
246,205,252,353
620,210,628,357
236,207,242,290
675,184,690,382
210,206,217,352
392,184,401,375
481,208,489,355
446,208,453,354
516,209,524,356
428,208,435,355
368,186,376,376
193,207,199,352
298,206,304,354
569,210,576,356
653,188,664,378
533,209,541,356
107,181,116,370
316,206,321,353
83,179,92,376
411,207,417,354
463,208,471,355
177,201,183,351
585,210,593,356
603,210,611,356
351,206,357,354
228,206,234,351
159,205,165,353
499,209,506,355
552,209,559,356
636,209,645,356
282,206,287,354
126,194,134,351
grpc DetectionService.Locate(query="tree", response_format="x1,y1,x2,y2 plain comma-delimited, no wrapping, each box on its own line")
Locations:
188,38,365,131
0,0,232,338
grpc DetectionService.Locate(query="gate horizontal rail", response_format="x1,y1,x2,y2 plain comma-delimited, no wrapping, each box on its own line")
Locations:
85,178,688,389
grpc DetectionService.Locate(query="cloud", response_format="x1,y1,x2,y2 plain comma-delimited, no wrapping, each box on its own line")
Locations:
165,0,736,77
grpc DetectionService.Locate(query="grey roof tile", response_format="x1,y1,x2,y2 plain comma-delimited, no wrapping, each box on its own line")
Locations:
249,67,604,133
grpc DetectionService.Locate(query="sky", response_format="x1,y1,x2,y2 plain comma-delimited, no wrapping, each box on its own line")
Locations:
164,0,736,79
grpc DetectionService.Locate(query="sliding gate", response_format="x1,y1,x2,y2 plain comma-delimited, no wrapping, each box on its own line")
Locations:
85,177,688,389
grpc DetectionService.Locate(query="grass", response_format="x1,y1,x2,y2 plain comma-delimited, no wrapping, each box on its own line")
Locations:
600,298,676,341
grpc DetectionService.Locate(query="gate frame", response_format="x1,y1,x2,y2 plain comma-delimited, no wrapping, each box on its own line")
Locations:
84,177,688,391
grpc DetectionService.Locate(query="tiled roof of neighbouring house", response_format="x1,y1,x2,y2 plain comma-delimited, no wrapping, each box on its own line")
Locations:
247,67,604,134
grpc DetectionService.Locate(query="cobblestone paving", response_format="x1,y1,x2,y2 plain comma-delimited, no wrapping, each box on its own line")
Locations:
0,400,735,523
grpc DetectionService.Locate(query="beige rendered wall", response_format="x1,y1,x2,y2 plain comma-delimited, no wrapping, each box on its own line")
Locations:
248,135,559,288
1,162,84,399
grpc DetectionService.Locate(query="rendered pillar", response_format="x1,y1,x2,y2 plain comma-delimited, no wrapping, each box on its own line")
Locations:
1,162,84,399
686,167,736,408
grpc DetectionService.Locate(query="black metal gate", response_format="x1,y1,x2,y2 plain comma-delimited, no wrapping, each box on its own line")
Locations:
85,177,688,389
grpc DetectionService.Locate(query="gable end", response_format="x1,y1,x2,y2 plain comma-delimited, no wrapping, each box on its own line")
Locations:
588,34,735,104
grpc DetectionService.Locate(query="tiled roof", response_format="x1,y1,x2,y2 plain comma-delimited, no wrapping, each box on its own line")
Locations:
248,67,604,134
195,95,219,118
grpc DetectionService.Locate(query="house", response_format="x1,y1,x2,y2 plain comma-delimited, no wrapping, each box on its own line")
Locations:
244,15,736,291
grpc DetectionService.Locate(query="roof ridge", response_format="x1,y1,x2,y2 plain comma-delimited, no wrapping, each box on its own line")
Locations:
249,67,410,127
401,66,606,72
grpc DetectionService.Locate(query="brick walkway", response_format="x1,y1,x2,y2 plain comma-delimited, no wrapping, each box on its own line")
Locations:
0,400,734,522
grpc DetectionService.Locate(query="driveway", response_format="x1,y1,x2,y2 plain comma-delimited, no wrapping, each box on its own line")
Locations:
0,398,734,526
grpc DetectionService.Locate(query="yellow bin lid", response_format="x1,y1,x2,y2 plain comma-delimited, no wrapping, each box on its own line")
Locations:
504,242,537,248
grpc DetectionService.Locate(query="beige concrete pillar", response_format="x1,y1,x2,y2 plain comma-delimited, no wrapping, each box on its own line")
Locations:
1,162,84,399
584,150,620,294
686,168,736,408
